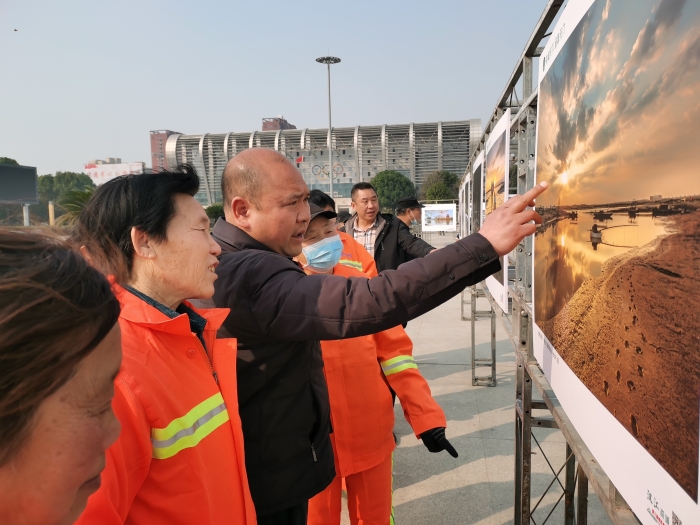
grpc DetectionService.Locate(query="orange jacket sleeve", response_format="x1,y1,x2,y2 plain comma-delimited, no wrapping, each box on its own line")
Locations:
373,326,447,437
77,377,152,524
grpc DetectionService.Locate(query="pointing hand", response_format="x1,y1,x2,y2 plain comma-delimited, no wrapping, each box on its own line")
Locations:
479,181,548,256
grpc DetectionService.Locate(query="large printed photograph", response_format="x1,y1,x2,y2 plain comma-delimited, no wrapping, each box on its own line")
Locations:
483,112,510,311
484,132,507,215
422,204,456,232
534,0,700,500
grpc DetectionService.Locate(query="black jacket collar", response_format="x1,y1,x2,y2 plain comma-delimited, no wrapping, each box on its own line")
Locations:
212,218,276,255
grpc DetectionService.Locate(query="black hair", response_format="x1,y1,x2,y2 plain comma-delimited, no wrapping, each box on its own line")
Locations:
350,182,376,201
78,164,200,272
337,210,351,223
308,189,336,210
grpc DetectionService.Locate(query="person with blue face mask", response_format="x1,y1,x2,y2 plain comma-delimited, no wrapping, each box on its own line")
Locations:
295,204,456,525
396,196,425,230
299,211,344,272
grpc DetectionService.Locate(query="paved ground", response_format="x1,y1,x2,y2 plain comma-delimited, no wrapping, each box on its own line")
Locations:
341,234,614,524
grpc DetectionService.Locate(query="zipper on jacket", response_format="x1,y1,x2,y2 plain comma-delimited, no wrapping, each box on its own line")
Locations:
311,444,317,462
195,336,219,384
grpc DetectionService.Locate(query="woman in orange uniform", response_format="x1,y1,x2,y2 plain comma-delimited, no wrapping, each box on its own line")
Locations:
75,166,256,525
299,205,458,525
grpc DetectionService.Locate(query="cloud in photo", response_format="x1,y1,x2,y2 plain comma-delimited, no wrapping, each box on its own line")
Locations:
536,0,700,206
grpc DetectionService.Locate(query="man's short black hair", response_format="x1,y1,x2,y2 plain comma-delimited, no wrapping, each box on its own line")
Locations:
78,164,200,271
350,182,376,201
337,210,351,224
308,189,336,210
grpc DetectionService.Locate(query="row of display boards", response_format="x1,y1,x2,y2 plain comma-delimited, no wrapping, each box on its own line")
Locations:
459,1,700,524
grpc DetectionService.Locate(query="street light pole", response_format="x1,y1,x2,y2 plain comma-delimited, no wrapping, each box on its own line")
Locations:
316,56,340,206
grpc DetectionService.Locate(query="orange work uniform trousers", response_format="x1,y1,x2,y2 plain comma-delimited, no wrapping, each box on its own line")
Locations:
308,436,394,525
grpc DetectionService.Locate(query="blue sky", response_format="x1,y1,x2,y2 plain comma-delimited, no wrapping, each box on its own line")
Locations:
1,0,545,174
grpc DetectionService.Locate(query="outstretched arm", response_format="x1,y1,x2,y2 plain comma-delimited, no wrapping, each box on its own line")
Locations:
374,326,446,437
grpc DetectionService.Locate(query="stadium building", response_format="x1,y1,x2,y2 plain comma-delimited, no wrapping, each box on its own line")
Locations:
163,120,481,207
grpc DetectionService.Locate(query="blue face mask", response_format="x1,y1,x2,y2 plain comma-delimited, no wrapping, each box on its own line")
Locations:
302,234,343,271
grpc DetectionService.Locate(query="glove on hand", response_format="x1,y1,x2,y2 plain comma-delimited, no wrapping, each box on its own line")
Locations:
420,427,458,458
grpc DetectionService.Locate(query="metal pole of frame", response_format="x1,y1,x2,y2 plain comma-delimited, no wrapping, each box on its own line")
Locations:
327,63,333,201
22,204,30,226
316,56,340,204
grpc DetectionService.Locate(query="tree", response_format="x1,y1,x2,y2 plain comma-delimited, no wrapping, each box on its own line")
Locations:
424,182,454,201
39,172,94,202
371,170,416,212
55,187,95,225
36,172,95,223
205,203,224,225
0,157,19,165
419,170,459,201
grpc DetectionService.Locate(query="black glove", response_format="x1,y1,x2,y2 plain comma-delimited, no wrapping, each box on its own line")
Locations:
420,427,458,458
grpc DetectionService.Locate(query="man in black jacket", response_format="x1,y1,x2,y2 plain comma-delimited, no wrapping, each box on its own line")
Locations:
211,148,546,524
340,182,435,271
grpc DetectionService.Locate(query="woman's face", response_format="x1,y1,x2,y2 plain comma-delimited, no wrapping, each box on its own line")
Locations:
0,324,122,525
134,193,222,307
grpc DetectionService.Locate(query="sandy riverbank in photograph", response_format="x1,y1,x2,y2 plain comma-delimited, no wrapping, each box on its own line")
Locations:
539,210,700,499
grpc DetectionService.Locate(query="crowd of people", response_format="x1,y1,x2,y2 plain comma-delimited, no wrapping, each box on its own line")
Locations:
0,147,547,525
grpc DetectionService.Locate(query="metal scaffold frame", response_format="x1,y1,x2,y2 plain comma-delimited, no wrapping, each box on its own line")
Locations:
461,1,642,524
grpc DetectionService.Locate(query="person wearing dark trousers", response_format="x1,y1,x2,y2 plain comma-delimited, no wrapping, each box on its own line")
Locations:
340,183,436,272
208,148,546,524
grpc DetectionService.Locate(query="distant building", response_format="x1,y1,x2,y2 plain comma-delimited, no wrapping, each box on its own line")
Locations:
84,159,146,185
164,120,481,207
262,116,297,131
87,157,122,165
150,130,182,170
650,195,662,201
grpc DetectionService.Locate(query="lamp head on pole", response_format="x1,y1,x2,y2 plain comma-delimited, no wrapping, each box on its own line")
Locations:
316,56,341,65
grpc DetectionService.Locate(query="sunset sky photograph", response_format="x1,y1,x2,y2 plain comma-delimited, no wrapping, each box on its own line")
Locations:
536,0,700,207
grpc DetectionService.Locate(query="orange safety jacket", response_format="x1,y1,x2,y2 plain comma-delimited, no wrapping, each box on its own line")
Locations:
318,262,446,477
77,285,256,525
338,231,378,276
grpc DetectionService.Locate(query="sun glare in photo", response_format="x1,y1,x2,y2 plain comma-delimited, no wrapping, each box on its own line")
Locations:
558,170,569,185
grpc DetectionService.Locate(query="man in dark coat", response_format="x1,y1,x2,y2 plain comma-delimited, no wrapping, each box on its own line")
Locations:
340,183,435,271
210,148,546,525
395,196,425,229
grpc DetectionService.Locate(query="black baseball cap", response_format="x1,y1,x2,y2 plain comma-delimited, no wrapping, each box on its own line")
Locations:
396,197,425,210
310,203,338,221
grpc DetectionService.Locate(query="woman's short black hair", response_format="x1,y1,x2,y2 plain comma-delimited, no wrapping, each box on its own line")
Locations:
78,164,200,272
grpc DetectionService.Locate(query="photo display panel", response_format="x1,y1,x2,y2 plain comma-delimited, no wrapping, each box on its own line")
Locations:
532,0,700,523
460,173,471,237
472,151,483,238
483,110,510,312
422,203,457,232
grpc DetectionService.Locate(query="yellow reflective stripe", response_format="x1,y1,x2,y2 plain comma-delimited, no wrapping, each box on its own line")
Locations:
381,355,418,376
152,409,229,460
382,355,414,368
383,362,418,376
151,393,230,460
152,393,224,442
339,259,363,271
